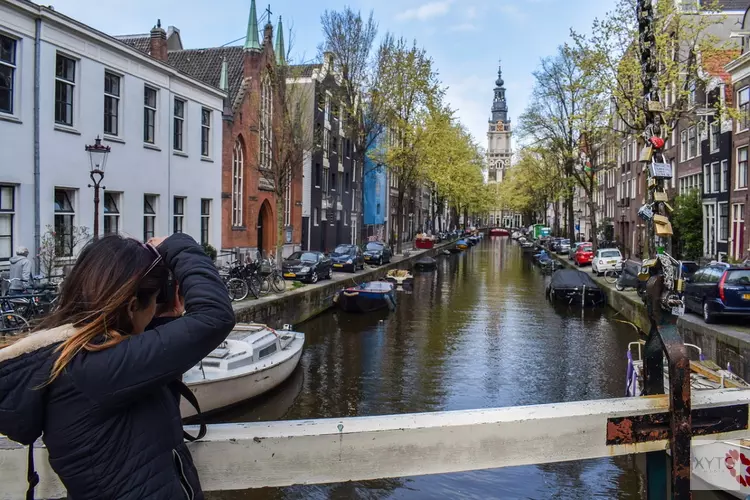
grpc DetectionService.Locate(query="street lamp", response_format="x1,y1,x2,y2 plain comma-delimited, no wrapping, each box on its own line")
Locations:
575,209,583,242
85,136,110,238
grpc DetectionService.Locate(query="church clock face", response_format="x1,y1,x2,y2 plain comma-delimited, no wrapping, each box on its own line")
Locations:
496,122,504,132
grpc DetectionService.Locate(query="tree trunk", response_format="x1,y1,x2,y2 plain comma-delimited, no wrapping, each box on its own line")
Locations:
276,196,285,265
566,187,575,243
396,192,404,255
588,199,598,253
553,200,560,236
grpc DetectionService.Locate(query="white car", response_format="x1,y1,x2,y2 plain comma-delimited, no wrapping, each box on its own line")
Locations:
592,249,623,276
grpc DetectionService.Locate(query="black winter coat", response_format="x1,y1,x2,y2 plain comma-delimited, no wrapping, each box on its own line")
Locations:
0,233,236,499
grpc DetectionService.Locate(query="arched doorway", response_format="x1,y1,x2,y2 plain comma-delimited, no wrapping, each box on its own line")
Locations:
257,200,274,257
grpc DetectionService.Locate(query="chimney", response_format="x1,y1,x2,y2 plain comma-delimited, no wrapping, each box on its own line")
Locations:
150,19,168,62
323,51,334,71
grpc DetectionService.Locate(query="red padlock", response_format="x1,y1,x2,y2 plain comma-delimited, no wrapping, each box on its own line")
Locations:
649,136,665,149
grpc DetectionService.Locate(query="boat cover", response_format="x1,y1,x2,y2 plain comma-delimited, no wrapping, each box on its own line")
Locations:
549,269,601,290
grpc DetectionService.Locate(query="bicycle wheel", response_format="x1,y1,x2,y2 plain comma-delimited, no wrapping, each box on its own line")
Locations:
604,270,619,284
0,312,30,336
271,274,286,293
226,278,249,301
259,276,271,295
247,275,261,299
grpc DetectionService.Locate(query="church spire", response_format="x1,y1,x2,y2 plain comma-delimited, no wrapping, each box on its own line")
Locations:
275,16,286,65
244,0,261,51
490,60,508,125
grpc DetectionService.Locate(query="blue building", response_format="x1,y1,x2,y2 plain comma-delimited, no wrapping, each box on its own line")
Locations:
363,138,387,241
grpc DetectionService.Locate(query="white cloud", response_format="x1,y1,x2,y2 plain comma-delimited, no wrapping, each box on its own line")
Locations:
450,23,478,32
497,3,526,22
443,74,490,146
466,6,478,19
396,0,454,22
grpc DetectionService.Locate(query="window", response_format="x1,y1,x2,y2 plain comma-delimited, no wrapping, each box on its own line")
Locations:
173,197,185,233
338,172,343,194
704,165,711,194
722,160,729,192
323,166,329,193
739,87,750,131
232,141,244,226
719,202,729,242
143,86,157,143
688,82,697,107
331,135,338,158
712,163,720,194
54,189,75,257
323,128,330,158
733,203,745,258
103,72,120,136
0,35,17,114
259,73,273,169
313,207,319,226
331,171,337,192
680,130,688,162
201,108,211,157
688,126,697,159
55,54,76,126
103,192,120,235
0,186,14,260
345,172,350,192
315,163,321,187
200,199,210,245
710,121,720,153
173,98,185,151
144,194,156,242
739,147,748,189
680,0,698,13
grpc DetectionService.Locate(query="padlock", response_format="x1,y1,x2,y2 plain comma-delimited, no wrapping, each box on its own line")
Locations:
648,177,658,189
654,190,668,202
638,204,654,221
639,145,654,162
649,159,672,179
647,100,664,113
653,214,673,236
649,136,665,149
663,201,674,213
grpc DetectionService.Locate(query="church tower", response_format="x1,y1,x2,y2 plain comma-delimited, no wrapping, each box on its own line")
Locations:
486,62,515,227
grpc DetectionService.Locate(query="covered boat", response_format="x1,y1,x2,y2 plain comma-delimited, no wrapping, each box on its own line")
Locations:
386,269,414,286
546,269,605,307
490,228,509,236
414,256,438,271
181,323,305,418
456,239,469,251
335,281,397,313
415,234,435,249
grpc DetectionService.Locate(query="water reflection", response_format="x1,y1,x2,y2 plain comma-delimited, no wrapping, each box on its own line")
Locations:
208,238,646,499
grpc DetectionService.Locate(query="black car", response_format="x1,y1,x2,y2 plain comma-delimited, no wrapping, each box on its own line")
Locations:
330,244,365,273
363,241,392,266
282,251,332,283
684,263,750,323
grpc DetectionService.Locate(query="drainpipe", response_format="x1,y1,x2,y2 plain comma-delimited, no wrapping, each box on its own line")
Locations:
33,17,42,273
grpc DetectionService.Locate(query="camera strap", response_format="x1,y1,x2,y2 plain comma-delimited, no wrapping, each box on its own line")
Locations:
173,380,207,442
26,442,40,500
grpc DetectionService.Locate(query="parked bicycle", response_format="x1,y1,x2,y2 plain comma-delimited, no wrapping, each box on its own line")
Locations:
604,265,623,285
262,256,286,294
220,263,250,302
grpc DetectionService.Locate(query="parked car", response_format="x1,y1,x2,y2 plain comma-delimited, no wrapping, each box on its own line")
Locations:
591,248,623,276
680,261,700,281
282,251,332,283
556,239,571,255
684,263,750,324
363,241,392,266
574,244,594,267
330,244,365,273
569,242,587,260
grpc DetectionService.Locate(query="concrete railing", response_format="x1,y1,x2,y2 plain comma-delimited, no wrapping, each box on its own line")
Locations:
1,389,748,499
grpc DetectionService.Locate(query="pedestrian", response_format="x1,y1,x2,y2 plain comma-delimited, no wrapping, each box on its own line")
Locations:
0,233,235,500
8,246,31,293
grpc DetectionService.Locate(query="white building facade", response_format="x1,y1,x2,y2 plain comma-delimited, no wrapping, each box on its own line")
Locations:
0,0,224,270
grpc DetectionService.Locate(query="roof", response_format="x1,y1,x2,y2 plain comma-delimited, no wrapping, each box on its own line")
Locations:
289,64,322,78
168,46,246,104
704,49,740,102
114,34,151,55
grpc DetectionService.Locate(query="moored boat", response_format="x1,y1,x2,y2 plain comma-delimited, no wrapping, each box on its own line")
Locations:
335,281,397,313
386,269,414,287
414,256,438,271
456,239,469,251
546,269,605,307
415,234,435,249
490,228,509,236
181,323,305,418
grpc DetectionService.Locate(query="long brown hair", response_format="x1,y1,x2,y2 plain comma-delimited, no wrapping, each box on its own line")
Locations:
37,235,169,383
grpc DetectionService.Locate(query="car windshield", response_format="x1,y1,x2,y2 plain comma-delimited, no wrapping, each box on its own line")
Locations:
601,250,621,258
333,245,353,255
289,252,318,262
726,270,750,285
366,242,384,251
578,245,592,252
561,240,570,245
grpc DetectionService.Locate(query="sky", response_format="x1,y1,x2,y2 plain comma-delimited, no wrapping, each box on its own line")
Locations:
48,0,617,148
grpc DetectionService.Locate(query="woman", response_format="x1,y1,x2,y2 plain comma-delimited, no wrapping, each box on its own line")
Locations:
0,233,235,499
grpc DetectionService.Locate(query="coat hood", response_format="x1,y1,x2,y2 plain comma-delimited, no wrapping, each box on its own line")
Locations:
9,255,25,264
0,324,76,445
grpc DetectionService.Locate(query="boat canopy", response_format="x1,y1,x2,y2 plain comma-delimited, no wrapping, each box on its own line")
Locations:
549,269,601,290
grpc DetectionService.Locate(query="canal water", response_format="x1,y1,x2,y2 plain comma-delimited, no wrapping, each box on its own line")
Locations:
209,238,647,499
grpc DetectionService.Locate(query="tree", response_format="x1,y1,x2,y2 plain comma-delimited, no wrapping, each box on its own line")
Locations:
38,224,90,279
672,191,703,260
371,36,441,252
498,148,563,225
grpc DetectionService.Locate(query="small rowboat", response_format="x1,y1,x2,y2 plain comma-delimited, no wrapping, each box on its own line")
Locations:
334,281,397,313
181,323,305,418
386,269,414,287
415,235,435,249
414,256,438,271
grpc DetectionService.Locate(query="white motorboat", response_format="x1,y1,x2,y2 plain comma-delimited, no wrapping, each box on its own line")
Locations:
181,323,305,418
626,341,750,497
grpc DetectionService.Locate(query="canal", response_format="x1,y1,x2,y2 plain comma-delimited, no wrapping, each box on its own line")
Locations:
209,237,647,499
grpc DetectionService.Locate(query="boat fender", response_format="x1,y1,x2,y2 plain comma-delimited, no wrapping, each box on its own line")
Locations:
343,291,360,297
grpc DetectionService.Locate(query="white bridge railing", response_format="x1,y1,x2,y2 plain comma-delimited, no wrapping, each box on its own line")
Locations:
1,389,749,499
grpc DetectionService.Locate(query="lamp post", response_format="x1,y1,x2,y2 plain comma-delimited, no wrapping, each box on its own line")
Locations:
85,136,110,238
575,209,583,242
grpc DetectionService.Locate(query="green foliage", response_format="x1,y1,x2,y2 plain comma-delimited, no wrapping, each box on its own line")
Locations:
671,191,703,260
202,242,218,262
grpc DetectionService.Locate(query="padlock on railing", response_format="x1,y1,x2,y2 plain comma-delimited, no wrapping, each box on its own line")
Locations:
638,203,655,221
649,158,672,179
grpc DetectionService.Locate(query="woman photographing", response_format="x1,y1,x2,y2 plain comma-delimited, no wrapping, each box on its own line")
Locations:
0,233,235,499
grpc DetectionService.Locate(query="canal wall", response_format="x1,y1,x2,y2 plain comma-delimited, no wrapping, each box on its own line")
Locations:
549,251,750,380
232,243,452,328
